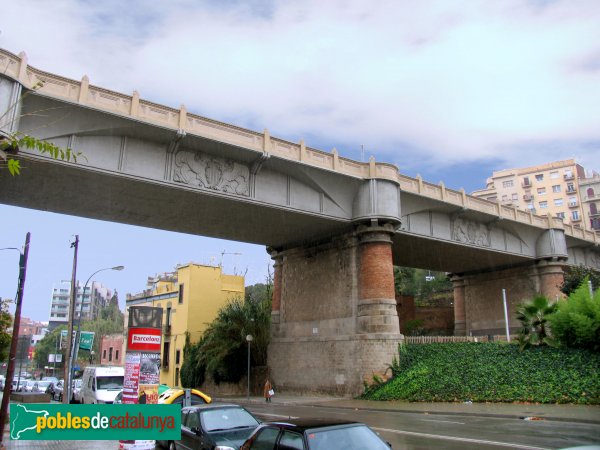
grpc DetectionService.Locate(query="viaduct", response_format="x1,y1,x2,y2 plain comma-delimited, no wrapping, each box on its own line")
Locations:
1,49,598,395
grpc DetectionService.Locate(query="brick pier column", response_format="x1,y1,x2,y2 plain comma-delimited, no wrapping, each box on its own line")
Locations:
270,251,283,325
535,259,566,301
357,224,400,334
451,276,467,335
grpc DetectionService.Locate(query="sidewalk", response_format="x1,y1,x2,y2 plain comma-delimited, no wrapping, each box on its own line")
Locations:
218,394,600,424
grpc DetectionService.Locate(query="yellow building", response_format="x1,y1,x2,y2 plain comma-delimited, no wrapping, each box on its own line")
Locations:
472,159,587,227
125,263,245,386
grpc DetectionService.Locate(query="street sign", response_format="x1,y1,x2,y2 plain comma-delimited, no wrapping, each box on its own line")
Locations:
79,331,95,350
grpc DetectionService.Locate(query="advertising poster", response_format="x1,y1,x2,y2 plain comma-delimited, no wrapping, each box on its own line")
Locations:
138,384,159,404
139,352,161,385
123,352,140,404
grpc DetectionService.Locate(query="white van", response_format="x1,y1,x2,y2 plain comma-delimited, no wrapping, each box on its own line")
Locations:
80,366,124,404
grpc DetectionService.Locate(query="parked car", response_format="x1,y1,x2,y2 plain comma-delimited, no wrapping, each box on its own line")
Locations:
158,388,211,405
42,376,59,383
16,379,34,392
160,403,260,450
32,380,56,398
72,379,83,403
240,418,392,450
53,380,64,401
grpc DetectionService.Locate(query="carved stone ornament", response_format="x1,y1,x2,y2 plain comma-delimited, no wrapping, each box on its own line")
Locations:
173,149,249,196
452,217,490,247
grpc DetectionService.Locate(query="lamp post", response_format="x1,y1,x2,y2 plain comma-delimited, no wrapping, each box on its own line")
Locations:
65,265,124,403
246,334,253,399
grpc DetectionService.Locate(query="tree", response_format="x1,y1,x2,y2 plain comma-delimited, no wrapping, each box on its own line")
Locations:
34,326,67,371
549,278,600,352
181,281,272,387
1,81,81,176
561,266,600,296
0,299,12,363
516,295,558,350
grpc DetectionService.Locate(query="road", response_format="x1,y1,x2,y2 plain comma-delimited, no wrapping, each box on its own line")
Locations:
241,402,600,450
2,398,599,449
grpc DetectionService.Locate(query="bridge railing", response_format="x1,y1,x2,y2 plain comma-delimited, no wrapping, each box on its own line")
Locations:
1,48,598,245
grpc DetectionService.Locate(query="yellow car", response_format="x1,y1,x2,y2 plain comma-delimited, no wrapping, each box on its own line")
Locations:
158,388,212,405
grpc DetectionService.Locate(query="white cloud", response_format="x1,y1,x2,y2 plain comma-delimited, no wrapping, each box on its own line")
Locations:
2,0,599,179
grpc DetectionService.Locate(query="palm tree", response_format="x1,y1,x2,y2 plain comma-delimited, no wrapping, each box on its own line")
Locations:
516,295,558,350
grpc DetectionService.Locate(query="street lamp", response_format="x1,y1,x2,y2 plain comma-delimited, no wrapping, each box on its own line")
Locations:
246,334,253,399
66,265,124,403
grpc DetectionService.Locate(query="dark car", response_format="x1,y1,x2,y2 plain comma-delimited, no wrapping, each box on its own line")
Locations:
240,418,391,450
161,402,260,450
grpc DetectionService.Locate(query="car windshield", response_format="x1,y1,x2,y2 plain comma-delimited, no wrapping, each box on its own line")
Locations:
307,425,389,450
74,379,82,388
201,408,259,432
97,376,123,389
37,381,52,388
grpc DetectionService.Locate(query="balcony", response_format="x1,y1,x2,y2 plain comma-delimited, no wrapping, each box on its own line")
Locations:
564,173,575,180
566,187,577,193
522,180,531,187
571,216,582,222
523,194,534,201
568,202,578,208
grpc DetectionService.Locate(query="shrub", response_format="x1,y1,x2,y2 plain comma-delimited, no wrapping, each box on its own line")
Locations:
549,279,600,352
516,295,557,350
361,342,599,404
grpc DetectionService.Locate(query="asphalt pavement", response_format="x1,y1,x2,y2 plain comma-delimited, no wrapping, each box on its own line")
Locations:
1,392,599,449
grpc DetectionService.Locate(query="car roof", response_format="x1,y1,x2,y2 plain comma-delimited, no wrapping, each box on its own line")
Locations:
261,418,363,432
182,402,247,412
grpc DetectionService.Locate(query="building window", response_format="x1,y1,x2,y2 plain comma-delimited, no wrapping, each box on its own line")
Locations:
176,350,181,365
537,188,546,195
590,204,598,215
109,347,113,362
550,171,559,179
163,342,170,367
502,180,514,188
569,196,578,206
175,368,180,386
535,174,544,181
103,349,107,359
554,199,563,207
166,307,171,327
567,183,575,193
522,177,531,186
556,212,565,219
115,350,119,361
552,185,561,193
511,193,518,201
588,187,595,198
178,284,184,304
539,201,548,209
572,211,580,220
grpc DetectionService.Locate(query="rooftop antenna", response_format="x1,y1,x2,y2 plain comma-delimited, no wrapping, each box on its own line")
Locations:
220,251,242,268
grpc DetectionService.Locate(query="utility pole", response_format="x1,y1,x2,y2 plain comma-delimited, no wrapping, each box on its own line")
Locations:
0,232,31,446
63,235,79,404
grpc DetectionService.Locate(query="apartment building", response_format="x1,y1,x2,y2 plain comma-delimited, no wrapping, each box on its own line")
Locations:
48,281,114,331
472,159,587,226
125,263,245,387
580,175,600,232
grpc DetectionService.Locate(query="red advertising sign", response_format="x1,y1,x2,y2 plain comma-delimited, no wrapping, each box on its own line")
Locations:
127,327,162,352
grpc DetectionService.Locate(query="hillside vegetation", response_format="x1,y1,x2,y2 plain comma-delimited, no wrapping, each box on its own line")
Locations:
362,343,600,404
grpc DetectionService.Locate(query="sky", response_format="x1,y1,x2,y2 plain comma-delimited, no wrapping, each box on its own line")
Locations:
1,0,599,322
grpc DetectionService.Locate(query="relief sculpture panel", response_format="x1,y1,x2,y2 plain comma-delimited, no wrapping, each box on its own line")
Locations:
452,217,490,247
173,148,249,196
